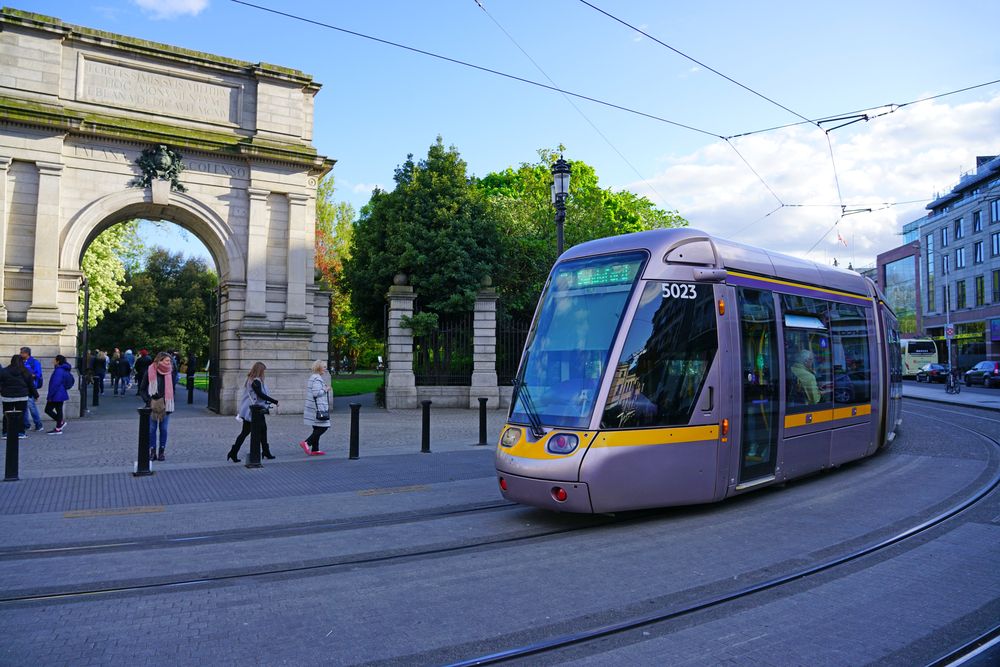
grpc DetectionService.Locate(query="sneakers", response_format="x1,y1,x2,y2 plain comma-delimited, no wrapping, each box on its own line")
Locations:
56,420,65,430
33,424,43,432
299,441,310,455
309,450,326,456
18,433,27,439
47,427,63,435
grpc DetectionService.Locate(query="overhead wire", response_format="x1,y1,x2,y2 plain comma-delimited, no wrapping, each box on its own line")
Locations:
576,0,815,126
229,0,1000,254
472,0,677,210
229,0,722,138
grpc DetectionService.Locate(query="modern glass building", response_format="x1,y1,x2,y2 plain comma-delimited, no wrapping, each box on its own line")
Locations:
887,154,1000,369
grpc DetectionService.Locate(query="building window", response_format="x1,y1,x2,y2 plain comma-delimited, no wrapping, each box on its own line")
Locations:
926,234,935,311
993,231,1000,257
941,226,949,247
957,280,967,309
975,275,985,307
954,218,964,239
992,200,1000,224
942,254,950,275
884,256,917,333
974,241,984,264
993,270,1000,303
973,210,982,232
956,247,966,269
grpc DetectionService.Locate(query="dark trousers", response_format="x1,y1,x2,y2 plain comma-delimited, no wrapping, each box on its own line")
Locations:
2,400,28,434
232,418,269,453
306,425,328,450
44,401,64,426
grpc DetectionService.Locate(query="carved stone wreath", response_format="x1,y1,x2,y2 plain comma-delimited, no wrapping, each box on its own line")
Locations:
129,144,187,192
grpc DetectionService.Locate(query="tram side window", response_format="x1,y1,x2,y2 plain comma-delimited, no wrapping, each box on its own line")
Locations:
601,282,718,429
781,295,832,412
829,303,871,405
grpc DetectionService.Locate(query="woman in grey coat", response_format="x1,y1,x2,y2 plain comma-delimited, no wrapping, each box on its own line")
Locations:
299,359,331,456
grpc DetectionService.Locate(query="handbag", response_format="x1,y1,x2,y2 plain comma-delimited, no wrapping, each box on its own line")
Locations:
313,395,329,421
150,397,166,422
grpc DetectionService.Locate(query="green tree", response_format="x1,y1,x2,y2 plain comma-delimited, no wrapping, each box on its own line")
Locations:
314,173,380,371
479,148,687,318
344,137,500,336
79,220,144,328
90,248,218,359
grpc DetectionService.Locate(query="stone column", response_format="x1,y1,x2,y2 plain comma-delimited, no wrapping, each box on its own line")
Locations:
0,157,9,322
244,187,270,319
470,284,499,408
385,279,417,409
27,161,63,323
284,192,309,327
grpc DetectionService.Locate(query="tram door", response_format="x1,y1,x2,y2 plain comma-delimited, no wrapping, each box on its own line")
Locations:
736,287,779,483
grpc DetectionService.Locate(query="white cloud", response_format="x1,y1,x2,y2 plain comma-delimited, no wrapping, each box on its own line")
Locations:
131,0,208,20
632,94,1000,268
352,182,383,195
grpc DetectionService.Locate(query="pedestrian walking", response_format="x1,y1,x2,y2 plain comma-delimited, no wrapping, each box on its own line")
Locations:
133,349,152,395
123,349,135,390
19,347,44,432
45,355,74,434
139,352,177,461
299,359,330,456
227,362,279,462
1,354,37,439
116,351,132,395
93,350,107,395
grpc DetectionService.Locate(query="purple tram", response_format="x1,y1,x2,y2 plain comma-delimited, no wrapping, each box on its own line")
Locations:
495,228,903,513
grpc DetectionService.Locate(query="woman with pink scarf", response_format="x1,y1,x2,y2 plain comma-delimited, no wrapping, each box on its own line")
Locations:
139,351,177,461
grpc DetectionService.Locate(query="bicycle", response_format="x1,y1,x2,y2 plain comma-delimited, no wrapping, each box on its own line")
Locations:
945,369,962,394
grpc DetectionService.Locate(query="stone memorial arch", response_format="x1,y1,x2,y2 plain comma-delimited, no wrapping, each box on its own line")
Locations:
0,8,332,414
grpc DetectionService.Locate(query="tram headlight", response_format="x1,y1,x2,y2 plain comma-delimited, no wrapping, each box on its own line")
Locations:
546,433,579,455
500,428,521,447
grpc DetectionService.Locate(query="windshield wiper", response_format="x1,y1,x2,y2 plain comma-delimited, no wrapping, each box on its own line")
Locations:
512,378,545,438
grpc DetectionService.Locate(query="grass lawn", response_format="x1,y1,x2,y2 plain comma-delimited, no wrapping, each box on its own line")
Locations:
188,372,382,397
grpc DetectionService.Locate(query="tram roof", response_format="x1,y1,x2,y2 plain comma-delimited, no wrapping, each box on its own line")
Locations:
561,228,872,298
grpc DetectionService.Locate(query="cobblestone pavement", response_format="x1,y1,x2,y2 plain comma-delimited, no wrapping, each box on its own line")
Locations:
5,386,508,477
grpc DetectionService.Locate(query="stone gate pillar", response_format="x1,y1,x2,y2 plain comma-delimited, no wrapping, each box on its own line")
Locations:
470,284,499,408
385,278,417,409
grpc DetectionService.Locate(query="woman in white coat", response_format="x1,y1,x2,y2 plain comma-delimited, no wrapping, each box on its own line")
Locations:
300,359,331,456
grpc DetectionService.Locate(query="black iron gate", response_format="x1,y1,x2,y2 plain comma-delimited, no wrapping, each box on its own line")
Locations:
497,310,531,385
207,286,221,413
413,312,473,386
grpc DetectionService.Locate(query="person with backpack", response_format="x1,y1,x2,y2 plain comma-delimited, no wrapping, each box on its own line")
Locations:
45,355,74,434
19,346,44,432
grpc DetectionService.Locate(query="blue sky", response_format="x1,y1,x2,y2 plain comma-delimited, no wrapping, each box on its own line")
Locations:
23,0,1000,267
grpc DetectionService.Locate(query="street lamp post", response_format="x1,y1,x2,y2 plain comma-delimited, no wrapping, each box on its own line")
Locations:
550,156,571,257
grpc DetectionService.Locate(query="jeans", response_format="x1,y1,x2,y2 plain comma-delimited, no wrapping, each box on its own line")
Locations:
23,396,42,429
149,413,170,448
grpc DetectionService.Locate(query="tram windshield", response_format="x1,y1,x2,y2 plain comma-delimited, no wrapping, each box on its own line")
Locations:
510,252,646,429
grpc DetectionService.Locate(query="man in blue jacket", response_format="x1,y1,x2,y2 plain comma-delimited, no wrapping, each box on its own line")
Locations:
19,346,43,432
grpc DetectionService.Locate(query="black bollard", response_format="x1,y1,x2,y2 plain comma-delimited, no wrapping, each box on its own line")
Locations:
349,403,361,459
134,406,153,476
78,371,89,418
245,405,264,468
4,410,21,482
478,397,489,446
420,400,432,453
186,376,194,404
92,376,100,408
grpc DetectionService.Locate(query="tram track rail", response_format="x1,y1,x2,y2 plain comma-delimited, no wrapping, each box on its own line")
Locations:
0,499,632,605
0,499,516,561
439,405,1000,666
